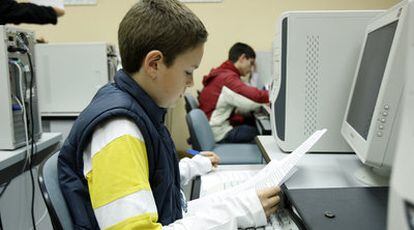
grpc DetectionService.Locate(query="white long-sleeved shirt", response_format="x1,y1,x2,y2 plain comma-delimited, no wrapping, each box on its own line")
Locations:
210,86,262,142
83,117,266,229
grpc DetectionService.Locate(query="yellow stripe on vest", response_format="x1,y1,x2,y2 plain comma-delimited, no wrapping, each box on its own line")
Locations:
86,135,150,209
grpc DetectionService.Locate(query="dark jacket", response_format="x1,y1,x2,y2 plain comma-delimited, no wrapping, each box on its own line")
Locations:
0,0,57,25
58,70,183,229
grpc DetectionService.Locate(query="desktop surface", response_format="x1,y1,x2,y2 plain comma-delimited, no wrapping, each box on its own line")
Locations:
255,135,367,189
0,132,62,170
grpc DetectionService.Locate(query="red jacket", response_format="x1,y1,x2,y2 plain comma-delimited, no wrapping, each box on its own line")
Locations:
199,60,269,124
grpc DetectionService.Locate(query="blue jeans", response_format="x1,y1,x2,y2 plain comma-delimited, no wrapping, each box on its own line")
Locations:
219,125,259,143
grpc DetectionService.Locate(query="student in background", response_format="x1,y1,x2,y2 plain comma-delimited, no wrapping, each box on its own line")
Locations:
58,0,280,229
0,0,64,25
199,43,269,144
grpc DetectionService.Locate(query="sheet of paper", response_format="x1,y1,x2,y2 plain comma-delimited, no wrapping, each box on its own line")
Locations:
30,0,64,9
231,128,327,191
188,129,327,211
199,169,260,197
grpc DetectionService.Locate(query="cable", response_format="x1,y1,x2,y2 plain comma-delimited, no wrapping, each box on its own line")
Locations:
26,45,37,230
14,32,37,230
28,207,48,230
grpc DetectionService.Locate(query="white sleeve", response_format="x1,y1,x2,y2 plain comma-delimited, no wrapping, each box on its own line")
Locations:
220,86,262,112
179,155,212,186
162,189,267,230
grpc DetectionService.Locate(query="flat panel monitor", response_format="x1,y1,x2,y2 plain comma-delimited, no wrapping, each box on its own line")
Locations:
342,1,411,172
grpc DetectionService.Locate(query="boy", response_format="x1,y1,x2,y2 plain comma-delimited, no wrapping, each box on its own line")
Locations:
199,43,269,143
58,0,280,229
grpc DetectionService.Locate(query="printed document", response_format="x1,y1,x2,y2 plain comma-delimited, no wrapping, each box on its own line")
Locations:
188,129,327,209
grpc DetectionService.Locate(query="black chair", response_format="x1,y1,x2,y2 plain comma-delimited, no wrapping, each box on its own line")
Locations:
38,151,74,230
186,109,263,164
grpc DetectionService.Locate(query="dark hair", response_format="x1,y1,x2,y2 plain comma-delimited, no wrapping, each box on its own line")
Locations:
228,42,256,63
118,0,208,74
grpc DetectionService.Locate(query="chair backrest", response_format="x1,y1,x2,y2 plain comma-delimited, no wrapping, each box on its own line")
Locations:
38,151,74,230
186,109,216,151
184,94,199,113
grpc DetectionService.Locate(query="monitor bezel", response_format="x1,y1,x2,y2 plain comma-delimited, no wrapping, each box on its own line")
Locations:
341,3,408,167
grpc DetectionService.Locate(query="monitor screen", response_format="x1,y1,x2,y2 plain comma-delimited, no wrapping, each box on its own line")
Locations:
346,20,398,140
255,51,273,88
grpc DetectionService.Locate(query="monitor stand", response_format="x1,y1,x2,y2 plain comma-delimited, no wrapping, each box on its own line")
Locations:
354,166,390,186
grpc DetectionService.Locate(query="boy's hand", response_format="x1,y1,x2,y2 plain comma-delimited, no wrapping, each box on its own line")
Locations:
257,186,281,218
53,7,65,17
36,36,48,43
200,151,220,168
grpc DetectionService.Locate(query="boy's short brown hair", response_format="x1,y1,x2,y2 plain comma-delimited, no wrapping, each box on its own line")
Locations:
228,42,256,63
118,0,208,74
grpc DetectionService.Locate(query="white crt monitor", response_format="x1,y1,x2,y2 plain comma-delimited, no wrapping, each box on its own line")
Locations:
35,43,118,116
341,1,412,169
270,11,382,152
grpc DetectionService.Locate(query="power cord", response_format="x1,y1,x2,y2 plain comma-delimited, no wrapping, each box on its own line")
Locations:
18,32,38,230
27,47,37,230
6,32,38,230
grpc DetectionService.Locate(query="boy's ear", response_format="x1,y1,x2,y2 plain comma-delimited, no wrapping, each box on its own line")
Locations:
237,53,247,63
143,50,163,80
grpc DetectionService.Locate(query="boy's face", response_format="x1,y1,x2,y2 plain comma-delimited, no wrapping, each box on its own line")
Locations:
237,54,255,76
155,44,204,108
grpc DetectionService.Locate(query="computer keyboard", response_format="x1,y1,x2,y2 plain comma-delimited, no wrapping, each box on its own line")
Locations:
254,104,271,119
239,209,298,230
254,111,270,120
250,209,299,230
200,170,299,230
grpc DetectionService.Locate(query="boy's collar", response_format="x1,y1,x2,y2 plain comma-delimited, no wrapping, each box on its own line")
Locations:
220,60,241,76
114,69,167,125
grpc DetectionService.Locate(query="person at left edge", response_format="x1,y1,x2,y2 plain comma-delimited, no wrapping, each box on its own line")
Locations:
0,0,64,25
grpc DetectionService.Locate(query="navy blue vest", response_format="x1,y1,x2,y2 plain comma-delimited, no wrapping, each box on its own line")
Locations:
58,70,182,229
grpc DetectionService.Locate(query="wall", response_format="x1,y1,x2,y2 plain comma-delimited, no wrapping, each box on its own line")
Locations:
20,0,401,151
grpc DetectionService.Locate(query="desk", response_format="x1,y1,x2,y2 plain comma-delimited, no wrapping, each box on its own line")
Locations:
194,136,386,229
0,132,61,230
255,135,368,189
0,132,62,184
255,135,388,230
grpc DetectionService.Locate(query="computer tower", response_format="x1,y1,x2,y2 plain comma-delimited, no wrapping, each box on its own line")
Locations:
270,11,383,152
0,26,42,150
35,43,118,116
